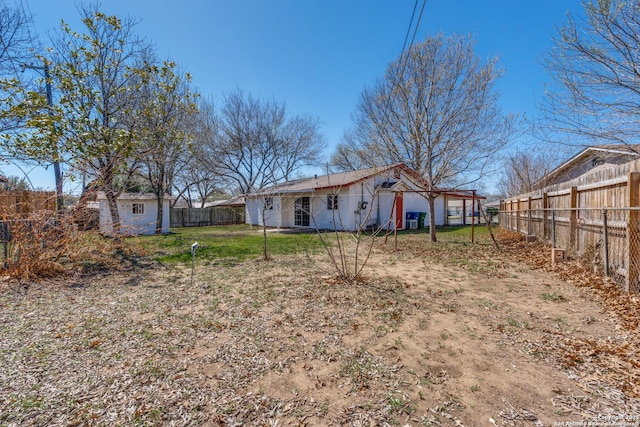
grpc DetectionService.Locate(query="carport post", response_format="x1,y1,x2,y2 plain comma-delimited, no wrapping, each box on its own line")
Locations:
471,190,475,244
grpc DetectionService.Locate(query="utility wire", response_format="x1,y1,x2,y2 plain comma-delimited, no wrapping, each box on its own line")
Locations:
398,0,427,80
20,0,40,45
400,0,419,59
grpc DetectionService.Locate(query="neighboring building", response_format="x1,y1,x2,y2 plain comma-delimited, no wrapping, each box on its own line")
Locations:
203,195,245,208
500,146,640,292
97,192,171,236
540,145,640,188
245,164,484,231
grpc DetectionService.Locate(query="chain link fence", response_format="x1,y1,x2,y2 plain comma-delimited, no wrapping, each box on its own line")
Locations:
499,207,640,292
0,216,72,271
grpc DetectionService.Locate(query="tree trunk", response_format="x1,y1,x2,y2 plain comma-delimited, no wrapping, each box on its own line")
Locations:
156,194,164,234
428,195,437,242
261,208,269,260
105,190,121,237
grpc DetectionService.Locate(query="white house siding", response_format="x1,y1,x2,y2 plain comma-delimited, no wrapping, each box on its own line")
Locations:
245,196,262,226
308,190,342,230
279,195,294,228
246,195,284,228
376,191,396,229
347,179,378,230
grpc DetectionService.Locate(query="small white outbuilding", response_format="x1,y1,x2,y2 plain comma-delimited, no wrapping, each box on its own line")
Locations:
97,192,171,236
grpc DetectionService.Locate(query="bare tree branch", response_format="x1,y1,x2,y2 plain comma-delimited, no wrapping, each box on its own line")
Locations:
540,0,640,148
334,33,516,241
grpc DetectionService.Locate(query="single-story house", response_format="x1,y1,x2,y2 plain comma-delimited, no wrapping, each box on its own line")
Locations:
97,192,171,236
245,164,484,231
539,144,640,188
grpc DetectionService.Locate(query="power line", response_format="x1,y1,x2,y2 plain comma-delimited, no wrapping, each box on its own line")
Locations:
406,0,427,58
400,0,419,59
398,0,427,78
19,0,40,44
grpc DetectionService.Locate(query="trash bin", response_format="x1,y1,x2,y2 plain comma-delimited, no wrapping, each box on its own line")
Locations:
417,212,426,229
405,212,418,220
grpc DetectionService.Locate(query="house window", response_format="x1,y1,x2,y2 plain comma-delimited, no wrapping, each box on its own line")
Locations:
264,196,273,210
592,157,604,168
132,203,145,214
327,194,338,210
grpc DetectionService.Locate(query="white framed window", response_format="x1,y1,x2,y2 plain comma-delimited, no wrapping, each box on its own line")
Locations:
132,203,145,214
264,196,274,210
327,194,338,210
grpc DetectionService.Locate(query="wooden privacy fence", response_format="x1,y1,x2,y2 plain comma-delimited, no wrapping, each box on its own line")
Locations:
500,159,640,293
170,207,245,228
0,190,56,216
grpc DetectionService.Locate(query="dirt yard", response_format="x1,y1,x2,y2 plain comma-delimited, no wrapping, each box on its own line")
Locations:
1,231,639,426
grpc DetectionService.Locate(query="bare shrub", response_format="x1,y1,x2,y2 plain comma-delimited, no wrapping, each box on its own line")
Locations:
312,190,391,284
0,210,144,281
0,212,71,280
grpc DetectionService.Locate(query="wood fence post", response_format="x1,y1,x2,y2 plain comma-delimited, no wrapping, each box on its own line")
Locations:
516,199,521,234
527,196,533,236
627,172,640,292
510,199,514,231
543,193,549,240
569,187,578,251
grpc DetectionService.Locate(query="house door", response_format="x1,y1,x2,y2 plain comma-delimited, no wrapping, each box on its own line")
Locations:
395,192,403,229
294,197,310,227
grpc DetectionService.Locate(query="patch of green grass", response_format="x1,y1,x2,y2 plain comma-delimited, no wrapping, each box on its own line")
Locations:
387,393,415,415
339,348,384,388
480,299,495,310
130,225,324,263
541,291,567,302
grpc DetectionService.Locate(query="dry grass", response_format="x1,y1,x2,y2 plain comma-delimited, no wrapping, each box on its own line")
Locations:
0,210,146,285
1,227,640,426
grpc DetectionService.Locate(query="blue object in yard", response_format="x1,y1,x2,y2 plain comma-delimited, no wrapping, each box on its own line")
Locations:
406,212,418,220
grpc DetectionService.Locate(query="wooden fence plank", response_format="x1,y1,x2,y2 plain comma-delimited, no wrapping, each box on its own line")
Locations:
169,207,245,228
627,173,640,292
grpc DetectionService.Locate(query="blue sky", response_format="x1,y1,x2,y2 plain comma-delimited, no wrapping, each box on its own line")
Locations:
9,0,584,193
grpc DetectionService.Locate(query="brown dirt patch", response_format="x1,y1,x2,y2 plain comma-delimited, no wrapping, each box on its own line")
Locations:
1,230,639,426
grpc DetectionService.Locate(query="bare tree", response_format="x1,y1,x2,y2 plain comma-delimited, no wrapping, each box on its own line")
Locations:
0,0,36,75
199,90,324,194
0,0,39,133
173,163,225,208
541,0,640,147
341,33,516,241
330,128,380,172
498,149,557,197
